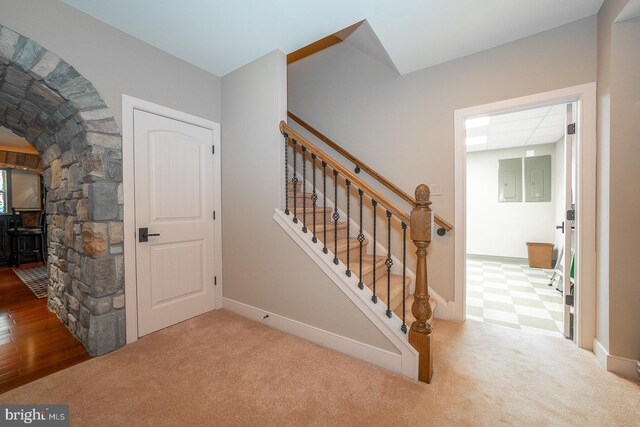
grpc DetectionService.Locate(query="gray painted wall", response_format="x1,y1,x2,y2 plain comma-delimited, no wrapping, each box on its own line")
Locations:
289,17,597,301
220,50,396,352
0,0,221,126
598,0,640,361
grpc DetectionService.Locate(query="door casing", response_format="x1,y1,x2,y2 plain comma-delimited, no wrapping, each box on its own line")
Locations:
122,95,222,344
453,83,597,350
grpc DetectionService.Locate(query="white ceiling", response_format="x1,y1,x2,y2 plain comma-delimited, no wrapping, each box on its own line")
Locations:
61,0,604,76
0,127,38,154
465,104,567,153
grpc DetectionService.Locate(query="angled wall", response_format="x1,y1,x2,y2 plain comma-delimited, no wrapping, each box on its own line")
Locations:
288,17,597,301
221,50,396,352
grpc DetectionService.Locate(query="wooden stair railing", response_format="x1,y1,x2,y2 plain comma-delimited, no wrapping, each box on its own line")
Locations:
288,111,453,235
280,120,434,383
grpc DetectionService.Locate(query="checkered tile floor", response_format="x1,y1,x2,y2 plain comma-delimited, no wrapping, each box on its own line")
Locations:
466,258,564,338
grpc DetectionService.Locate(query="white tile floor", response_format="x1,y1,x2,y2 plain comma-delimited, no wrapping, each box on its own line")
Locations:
466,258,565,337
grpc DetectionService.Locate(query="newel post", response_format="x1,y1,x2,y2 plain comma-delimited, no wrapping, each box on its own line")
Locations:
409,184,433,383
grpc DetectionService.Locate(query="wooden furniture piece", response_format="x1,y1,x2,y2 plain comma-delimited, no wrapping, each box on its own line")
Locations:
8,208,46,267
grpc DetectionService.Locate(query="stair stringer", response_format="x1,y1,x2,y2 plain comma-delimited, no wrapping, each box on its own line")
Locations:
273,208,419,380
288,167,452,319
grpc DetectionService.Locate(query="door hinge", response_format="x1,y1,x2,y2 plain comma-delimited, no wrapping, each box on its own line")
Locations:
567,209,575,221
567,123,576,135
214,276,217,286
212,145,215,154
213,211,216,220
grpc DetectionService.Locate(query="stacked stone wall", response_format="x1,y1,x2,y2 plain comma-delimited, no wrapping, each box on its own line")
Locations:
0,25,124,355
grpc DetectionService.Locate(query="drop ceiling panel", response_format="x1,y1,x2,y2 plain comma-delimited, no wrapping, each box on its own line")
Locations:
466,101,569,152
490,106,550,124
489,130,535,142
488,118,543,135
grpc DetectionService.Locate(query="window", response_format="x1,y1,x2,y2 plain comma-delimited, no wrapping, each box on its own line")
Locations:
0,170,7,214
0,169,42,213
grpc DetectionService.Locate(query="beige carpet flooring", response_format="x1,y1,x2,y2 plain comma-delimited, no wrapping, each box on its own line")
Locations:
1,309,638,426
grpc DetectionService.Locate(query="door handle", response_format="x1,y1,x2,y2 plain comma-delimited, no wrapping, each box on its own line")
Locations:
139,228,160,242
556,222,565,234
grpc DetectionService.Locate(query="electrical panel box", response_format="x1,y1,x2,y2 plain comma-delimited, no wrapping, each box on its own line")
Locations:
525,155,551,202
498,157,522,203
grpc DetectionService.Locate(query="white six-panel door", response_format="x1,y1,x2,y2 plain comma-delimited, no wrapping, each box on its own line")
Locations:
134,109,216,337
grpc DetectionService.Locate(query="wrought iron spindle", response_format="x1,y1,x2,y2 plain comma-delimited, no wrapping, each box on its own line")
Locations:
345,180,351,277
386,210,393,318
371,200,378,303
292,140,298,224
357,189,364,289
301,146,307,233
322,162,328,254
401,222,408,333
311,154,317,243
284,135,289,215
333,170,339,265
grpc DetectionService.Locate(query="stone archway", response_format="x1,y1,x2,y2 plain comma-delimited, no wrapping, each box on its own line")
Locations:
0,25,124,356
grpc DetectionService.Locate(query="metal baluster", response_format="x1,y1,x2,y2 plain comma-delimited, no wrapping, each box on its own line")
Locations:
386,210,393,318
292,140,298,224
322,162,328,254
372,200,378,304
401,222,408,333
284,135,289,215
357,190,364,290
345,180,351,277
333,170,339,265
301,146,307,233
311,154,317,243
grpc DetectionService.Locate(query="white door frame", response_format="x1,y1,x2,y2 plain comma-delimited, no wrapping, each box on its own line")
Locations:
453,83,597,350
122,95,222,344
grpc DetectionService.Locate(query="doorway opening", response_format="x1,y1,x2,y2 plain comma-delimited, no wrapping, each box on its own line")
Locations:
0,23,125,371
454,84,597,350
464,102,572,338
0,125,91,393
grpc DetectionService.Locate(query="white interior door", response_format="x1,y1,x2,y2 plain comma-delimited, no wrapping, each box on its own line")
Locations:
134,109,216,337
563,103,577,339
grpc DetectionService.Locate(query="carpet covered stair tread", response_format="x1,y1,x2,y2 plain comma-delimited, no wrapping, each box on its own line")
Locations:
313,220,348,232
365,273,411,312
293,206,333,224
348,255,388,276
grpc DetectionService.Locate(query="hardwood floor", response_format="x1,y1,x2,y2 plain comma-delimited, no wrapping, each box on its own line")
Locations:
0,263,90,394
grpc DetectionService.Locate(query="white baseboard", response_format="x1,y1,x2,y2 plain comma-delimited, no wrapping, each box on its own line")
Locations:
222,297,403,374
433,298,455,321
593,338,639,380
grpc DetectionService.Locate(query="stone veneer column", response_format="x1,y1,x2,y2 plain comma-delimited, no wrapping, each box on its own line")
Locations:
0,24,124,355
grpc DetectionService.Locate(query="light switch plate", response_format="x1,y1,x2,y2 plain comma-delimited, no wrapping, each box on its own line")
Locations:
430,184,442,196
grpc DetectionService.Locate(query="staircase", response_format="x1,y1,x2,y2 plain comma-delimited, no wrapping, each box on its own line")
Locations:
277,118,452,383
288,178,434,327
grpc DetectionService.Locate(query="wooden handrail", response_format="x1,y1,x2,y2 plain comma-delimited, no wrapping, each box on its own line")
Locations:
280,121,410,224
287,111,453,233
434,215,453,233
